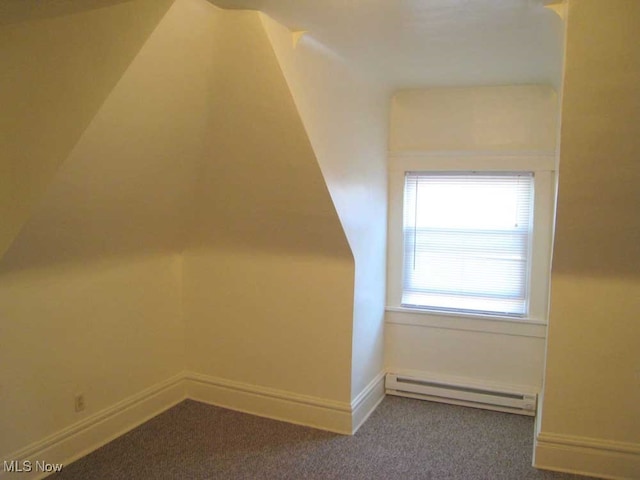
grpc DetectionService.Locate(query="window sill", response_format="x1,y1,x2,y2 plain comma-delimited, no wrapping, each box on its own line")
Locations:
385,306,547,339
386,306,546,324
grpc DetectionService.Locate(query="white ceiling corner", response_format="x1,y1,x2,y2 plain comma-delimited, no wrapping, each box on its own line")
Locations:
208,0,564,90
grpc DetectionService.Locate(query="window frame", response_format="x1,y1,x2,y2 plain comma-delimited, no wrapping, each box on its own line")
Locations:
386,152,556,324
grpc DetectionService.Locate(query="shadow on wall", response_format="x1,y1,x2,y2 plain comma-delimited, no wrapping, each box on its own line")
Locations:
0,0,174,262
0,0,136,26
0,0,351,275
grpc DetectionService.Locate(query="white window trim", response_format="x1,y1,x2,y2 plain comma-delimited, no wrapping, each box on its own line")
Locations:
386,151,556,325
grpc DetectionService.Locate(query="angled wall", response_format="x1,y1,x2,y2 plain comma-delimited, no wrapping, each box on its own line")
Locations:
260,16,389,414
535,1,640,478
0,0,174,259
183,5,356,431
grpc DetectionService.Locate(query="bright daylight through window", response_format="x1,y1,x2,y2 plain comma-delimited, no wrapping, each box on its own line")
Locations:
402,172,534,317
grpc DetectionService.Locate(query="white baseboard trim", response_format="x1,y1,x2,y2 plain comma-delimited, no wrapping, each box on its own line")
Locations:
1,374,186,480
185,372,353,435
534,431,640,480
351,371,385,434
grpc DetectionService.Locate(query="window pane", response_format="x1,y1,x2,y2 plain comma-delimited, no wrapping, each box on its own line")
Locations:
402,172,534,316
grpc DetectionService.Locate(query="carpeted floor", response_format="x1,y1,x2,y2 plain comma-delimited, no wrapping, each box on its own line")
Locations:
50,396,595,479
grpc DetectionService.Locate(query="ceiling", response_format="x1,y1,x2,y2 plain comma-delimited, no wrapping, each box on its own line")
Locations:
0,0,564,90
210,0,564,90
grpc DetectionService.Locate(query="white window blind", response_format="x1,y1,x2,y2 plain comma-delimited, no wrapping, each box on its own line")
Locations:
402,172,534,316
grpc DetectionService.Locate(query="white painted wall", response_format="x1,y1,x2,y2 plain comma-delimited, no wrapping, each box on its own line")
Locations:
261,17,389,402
386,86,558,392
0,253,184,458
390,86,558,153
535,2,640,477
184,248,353,401
385,311,547,390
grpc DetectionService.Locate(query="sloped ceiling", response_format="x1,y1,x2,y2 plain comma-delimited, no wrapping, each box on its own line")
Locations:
0,0,174,261
190,8,350,258
0,0,349,272
210,0,564,89
0,0,134,26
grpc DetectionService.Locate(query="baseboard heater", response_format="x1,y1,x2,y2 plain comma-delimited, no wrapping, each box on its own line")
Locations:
385,373,537,416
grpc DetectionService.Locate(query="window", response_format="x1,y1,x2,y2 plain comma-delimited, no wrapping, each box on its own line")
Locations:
386,153,555,324
401,172,534,317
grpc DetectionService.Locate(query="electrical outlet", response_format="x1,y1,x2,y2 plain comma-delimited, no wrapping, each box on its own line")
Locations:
74,393,86,412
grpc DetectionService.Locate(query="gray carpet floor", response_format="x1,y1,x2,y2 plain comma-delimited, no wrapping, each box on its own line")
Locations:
50,396,595,479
